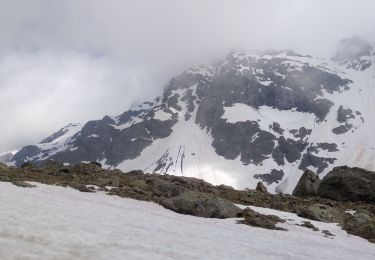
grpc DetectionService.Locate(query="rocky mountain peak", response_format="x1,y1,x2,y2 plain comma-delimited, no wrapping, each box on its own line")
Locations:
11,47,375,193
332,36,374,71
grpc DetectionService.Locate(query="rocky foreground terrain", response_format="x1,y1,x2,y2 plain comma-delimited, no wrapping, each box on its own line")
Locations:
1,161,374,243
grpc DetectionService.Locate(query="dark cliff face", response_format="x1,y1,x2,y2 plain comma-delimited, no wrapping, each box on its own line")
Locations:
12,49,366,189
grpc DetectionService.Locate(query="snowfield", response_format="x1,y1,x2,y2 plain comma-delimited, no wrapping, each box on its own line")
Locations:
0,183,375,260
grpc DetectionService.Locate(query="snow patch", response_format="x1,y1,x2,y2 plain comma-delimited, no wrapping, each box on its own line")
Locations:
0,182,374,260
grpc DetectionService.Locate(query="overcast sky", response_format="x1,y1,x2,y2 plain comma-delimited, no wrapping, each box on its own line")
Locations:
1,0,375,153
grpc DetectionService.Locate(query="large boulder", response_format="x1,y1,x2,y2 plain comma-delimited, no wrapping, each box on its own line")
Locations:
317,166,375,202
343,210,375,243
292,170,321,197
295,203,344,223
160,191,242,218
256,182,268,193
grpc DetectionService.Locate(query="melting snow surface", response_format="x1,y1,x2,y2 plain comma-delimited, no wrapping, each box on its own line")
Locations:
0,182,374,260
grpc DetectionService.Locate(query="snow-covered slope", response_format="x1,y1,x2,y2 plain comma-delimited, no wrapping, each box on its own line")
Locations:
0,150,17,164
12,37,375,193
1,182,374,260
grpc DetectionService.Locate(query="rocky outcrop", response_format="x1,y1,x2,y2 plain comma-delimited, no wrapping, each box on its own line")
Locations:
343,210,375,243
292,170,321,197
317,166,375,202
160,191,242,218
256,182,268,193
295,203,344,223
239,208,285,230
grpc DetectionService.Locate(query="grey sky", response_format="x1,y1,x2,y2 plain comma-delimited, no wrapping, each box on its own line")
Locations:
0,0,375,153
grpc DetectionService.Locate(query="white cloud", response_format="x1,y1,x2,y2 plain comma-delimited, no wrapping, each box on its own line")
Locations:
0,50,160,152
0,0,375,152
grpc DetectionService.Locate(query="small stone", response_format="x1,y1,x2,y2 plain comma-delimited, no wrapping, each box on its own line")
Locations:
300,221,319,231
322,230,335,237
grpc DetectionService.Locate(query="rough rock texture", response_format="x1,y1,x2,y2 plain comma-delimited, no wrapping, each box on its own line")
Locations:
239,208,285,230
295,203,344,223
317,166,375,202
256,182,268,193
160,191,242,218
12,181,36,188
343,210,375,243
300,221,319,231
292,170,321,197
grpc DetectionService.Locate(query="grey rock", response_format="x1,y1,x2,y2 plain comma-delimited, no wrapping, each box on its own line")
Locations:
292,170,321,197
317,166,375,202
239,208,285,230
256,182,268,193
296,203,344,223
332,124,352,135
298,153,336,174
152,179,186,198
343,210,375,243
160,191,242,218
337,106,355,123
12,181,36,188
300,221,319,231
254,169,284,185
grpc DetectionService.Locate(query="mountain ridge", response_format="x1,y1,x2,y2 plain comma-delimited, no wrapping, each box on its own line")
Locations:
12,37,375,193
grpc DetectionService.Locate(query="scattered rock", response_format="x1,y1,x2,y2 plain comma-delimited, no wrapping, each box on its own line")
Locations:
292,170,320,197
77,185,95,193
317,166,375,202
300,221,319,231
239,208,285,230
12,181,36,188
296,203,344,223
256,182,268,193
160,191,242,218
91,177,119,187
321,229,335,237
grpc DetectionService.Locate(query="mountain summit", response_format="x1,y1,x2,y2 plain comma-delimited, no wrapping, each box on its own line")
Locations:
12,40,375,193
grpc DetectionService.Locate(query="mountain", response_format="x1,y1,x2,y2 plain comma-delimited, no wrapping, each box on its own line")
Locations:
0,151,17,164
12,36,375,193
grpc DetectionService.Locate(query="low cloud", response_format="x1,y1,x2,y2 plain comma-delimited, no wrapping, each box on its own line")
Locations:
0,0,375,152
